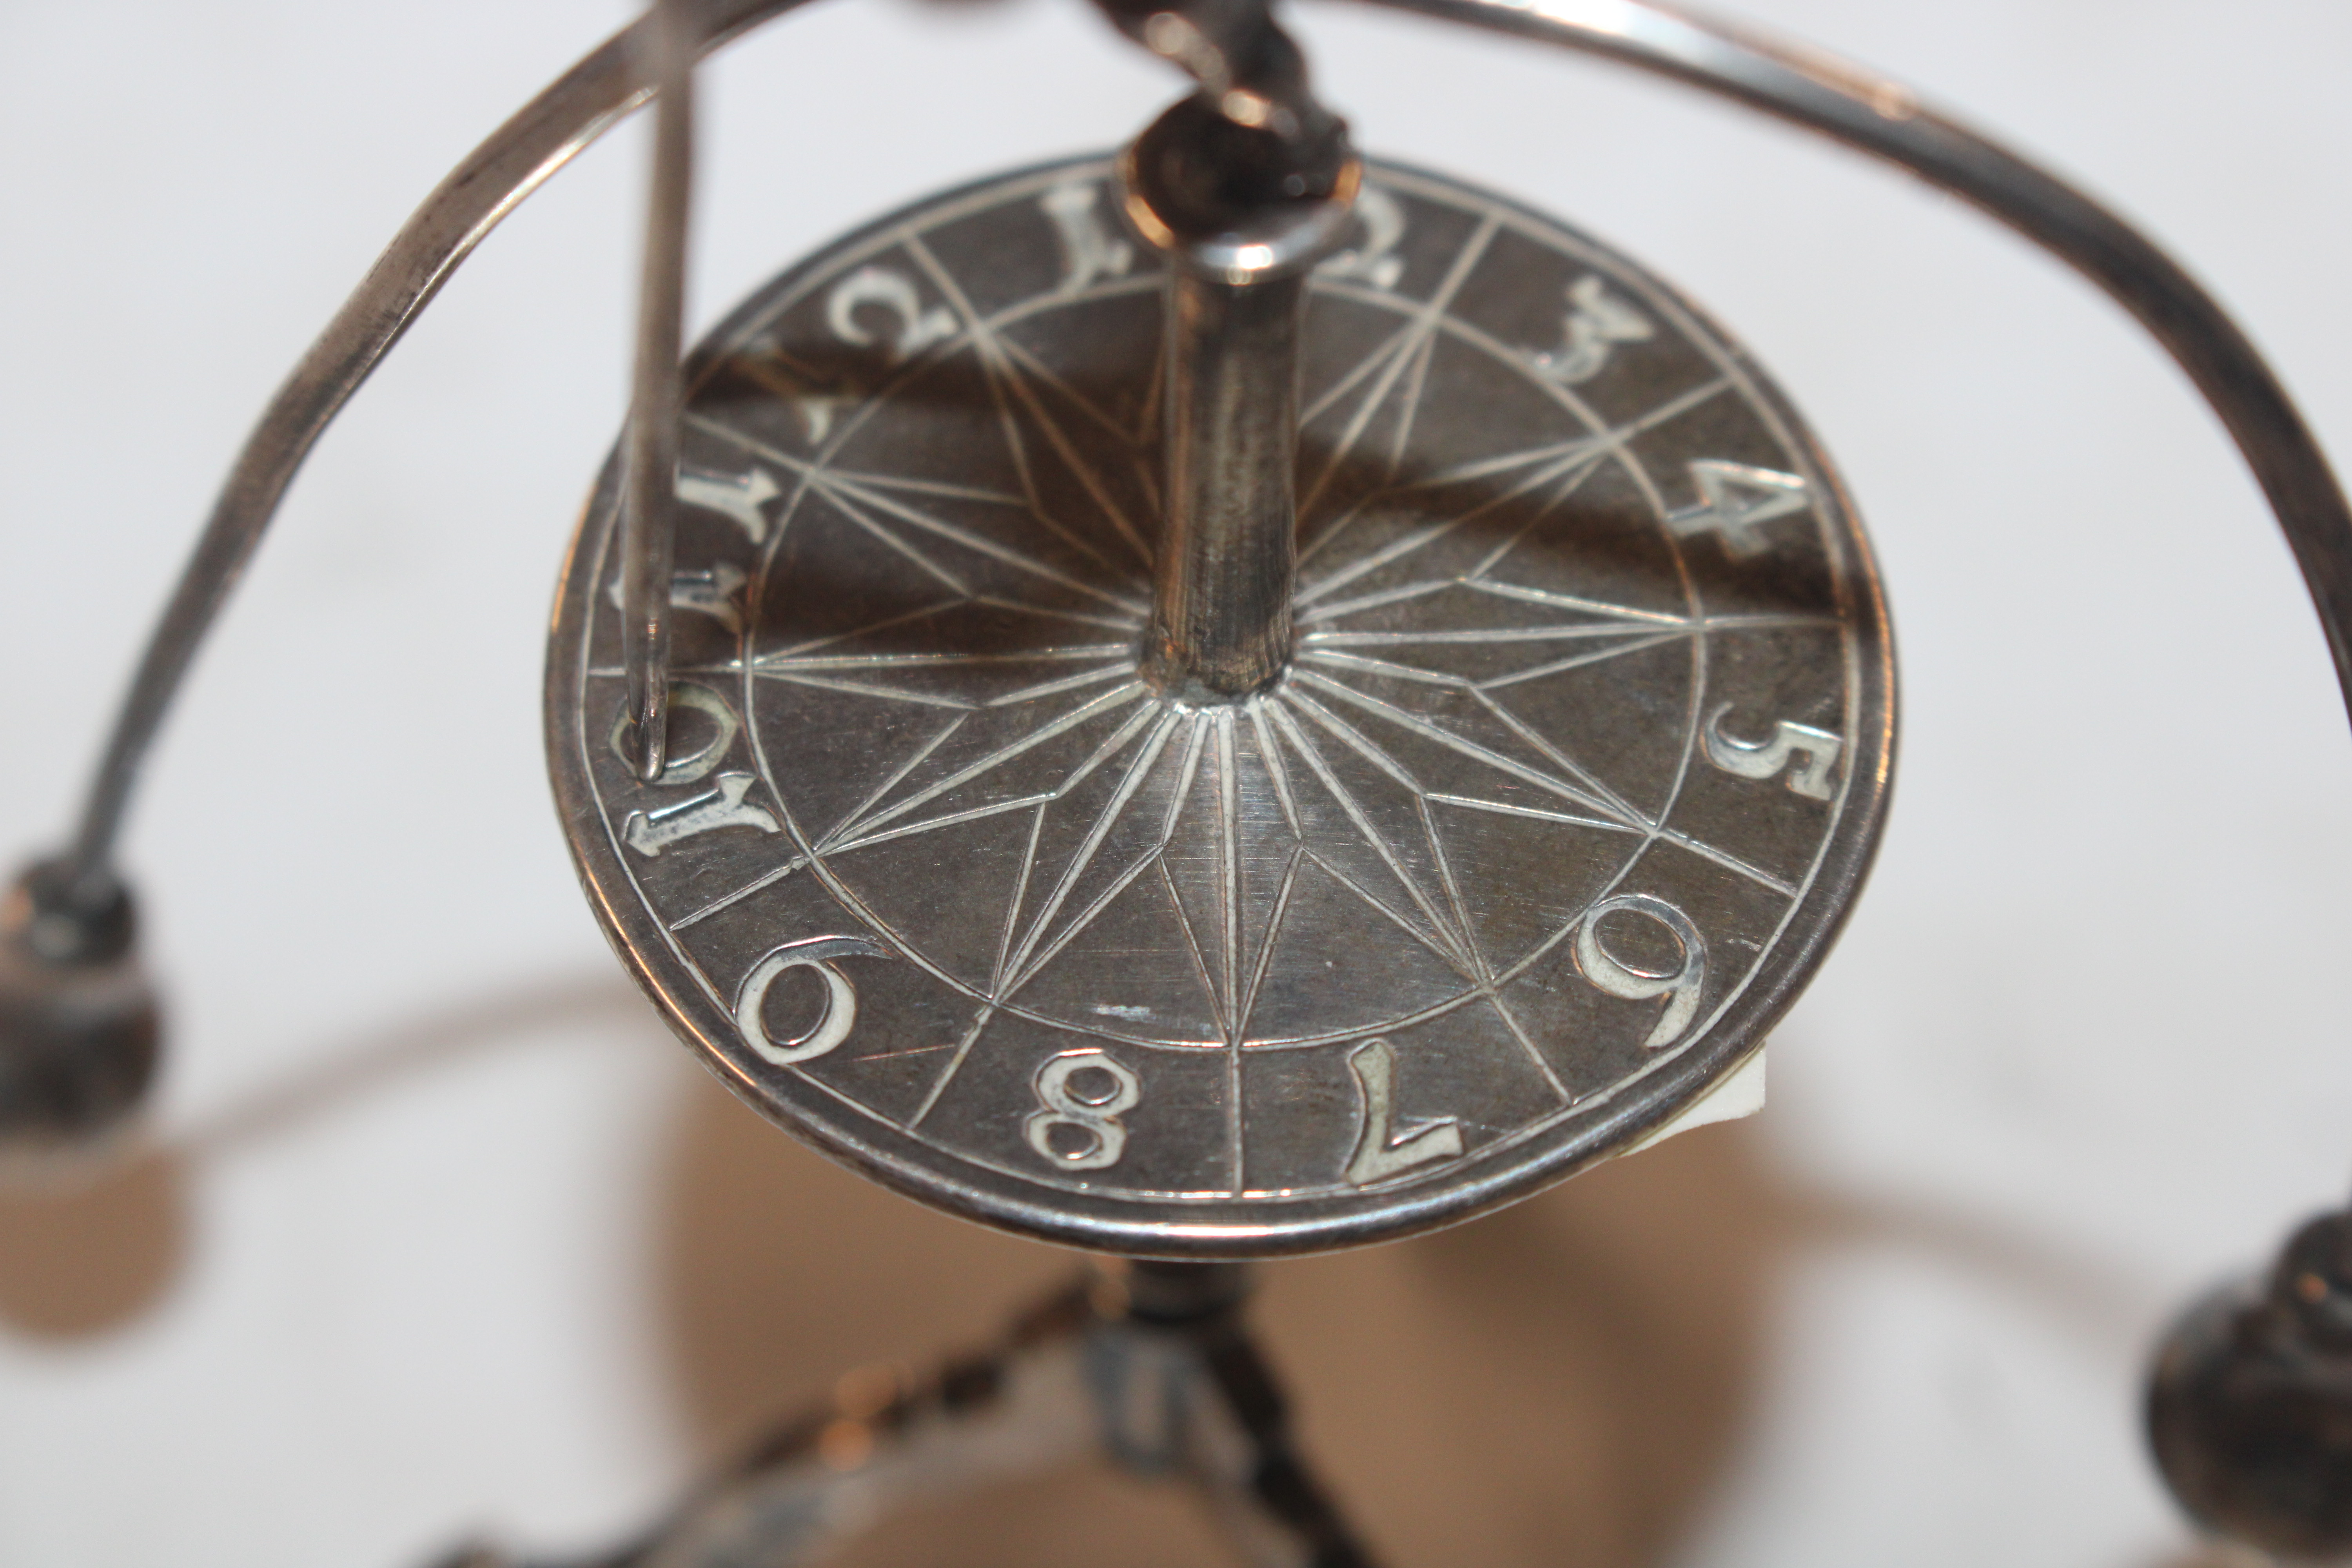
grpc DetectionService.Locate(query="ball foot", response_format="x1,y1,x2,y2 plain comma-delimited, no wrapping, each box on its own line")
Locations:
0,859,159,1170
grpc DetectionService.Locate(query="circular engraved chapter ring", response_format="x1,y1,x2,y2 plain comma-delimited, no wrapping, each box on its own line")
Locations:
546,157,1895,1256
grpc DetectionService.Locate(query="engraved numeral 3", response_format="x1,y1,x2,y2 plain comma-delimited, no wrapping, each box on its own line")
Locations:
1575,894,1708,1050
1345,1037,1463,1185
1025,1049,1141,1172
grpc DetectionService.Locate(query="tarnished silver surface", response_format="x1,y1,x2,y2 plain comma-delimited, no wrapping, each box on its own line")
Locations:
549,156,1893,1254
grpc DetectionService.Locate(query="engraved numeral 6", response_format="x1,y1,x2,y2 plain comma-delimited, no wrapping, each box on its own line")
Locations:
1024,1048,1141,1172
732,936,889,1066
1574,894,1708,1050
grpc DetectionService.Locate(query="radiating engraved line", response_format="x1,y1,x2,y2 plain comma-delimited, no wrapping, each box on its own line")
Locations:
1161,858,1226,1040
1005,715,1208,999
806,481,975,597
1657,828,1797,897
999,711,1181,987
825,712,969,847
1297,212,1502,521
992,808,1049,995
814,467,1025,506
1305,623,1672,648
1470,633,1686,691
1416,789,1572,1100
1423,793,1630,833
904,232,1156,573
668,854,811,931
998,332,1145,453
827,693,1160,857
1296,438,1606,605
832,680,1146,842
1247,700,1303,838
909,1005,996,1129
1216,709,1242,1034
1299,316,1416,427
1237,846,1305,1036
971,595,1143,633
1469,688,1652,830
767,599,968,660
757,644,1130,671
1290,670,1632,825
1297,848,1473,977
985,661,1138,708
810,468,1140,612
1265,699,1468,964
1488,991,1574,1106
1461,579,1689,624
1297,578,1454,624
760,672,978,710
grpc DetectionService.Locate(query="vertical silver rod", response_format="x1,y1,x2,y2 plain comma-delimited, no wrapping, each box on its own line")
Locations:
620,0,696,783
1147,269,1305,699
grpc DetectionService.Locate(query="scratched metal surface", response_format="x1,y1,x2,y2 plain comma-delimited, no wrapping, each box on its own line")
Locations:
548,157,1894,1254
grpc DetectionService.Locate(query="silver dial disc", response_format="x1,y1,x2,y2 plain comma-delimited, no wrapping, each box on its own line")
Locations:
547,156,1894,1256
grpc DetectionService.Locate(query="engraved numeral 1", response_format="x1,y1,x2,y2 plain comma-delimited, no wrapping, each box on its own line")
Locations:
1704,703,1843,800
1025,1049,1141,1171
1345,1037,1463,1185
1664,460,1810,559
732,936,889,1066
1317,183,1406,290
1038,179,1132,294
1574,894,1708,1050
827,267,957,363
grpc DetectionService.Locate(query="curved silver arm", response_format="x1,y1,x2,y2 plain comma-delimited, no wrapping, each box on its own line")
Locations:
53,0,809,895
1345,0,2352,727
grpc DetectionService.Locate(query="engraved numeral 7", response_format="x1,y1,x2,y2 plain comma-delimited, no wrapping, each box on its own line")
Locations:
1345,1038,1463,1185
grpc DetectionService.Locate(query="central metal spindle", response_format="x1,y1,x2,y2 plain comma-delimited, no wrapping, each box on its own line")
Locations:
1113,55,1358,701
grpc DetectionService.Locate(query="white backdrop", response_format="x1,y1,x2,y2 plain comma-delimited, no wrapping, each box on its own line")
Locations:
2,2,2350,1564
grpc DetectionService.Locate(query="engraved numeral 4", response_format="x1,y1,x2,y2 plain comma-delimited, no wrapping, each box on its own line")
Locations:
1665,460,1810,559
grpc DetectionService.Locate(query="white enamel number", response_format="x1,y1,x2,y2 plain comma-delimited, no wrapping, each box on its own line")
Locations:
1664,460,1810,559
1344,1037,1463,1185
732,936,889,1066
1528,274,1653,385
826,267,958,363
1574,894,1708,1050
1317,183,1406,290
1704,704,1843,800
1038,179,1133,294
1024,1049,1142,1172
621,771,780,857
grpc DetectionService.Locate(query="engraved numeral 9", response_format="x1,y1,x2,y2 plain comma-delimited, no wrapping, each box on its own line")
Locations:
1574,894,1708,1050
1024,1049,1140,1172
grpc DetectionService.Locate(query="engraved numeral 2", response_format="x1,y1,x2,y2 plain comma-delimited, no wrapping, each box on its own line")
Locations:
1575,894,1708,1050
1345,1037,1464,1185
732,936,889,1066
1704,704,1843,800
1025,1049,1141,1171
827,267,957,363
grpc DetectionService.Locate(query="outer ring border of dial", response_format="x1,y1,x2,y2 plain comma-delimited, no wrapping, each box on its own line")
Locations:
544,154,1898,1259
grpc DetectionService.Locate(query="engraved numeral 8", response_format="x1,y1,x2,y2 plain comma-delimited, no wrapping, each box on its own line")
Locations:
1024,1049,1141,1172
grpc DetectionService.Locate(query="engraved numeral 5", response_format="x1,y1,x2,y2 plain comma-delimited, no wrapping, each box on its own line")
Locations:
733,936,889,1066
1345,1037,1463,1185
1575,894,1708,1050
1704,703,1842,800
1025,1049,1141,1171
